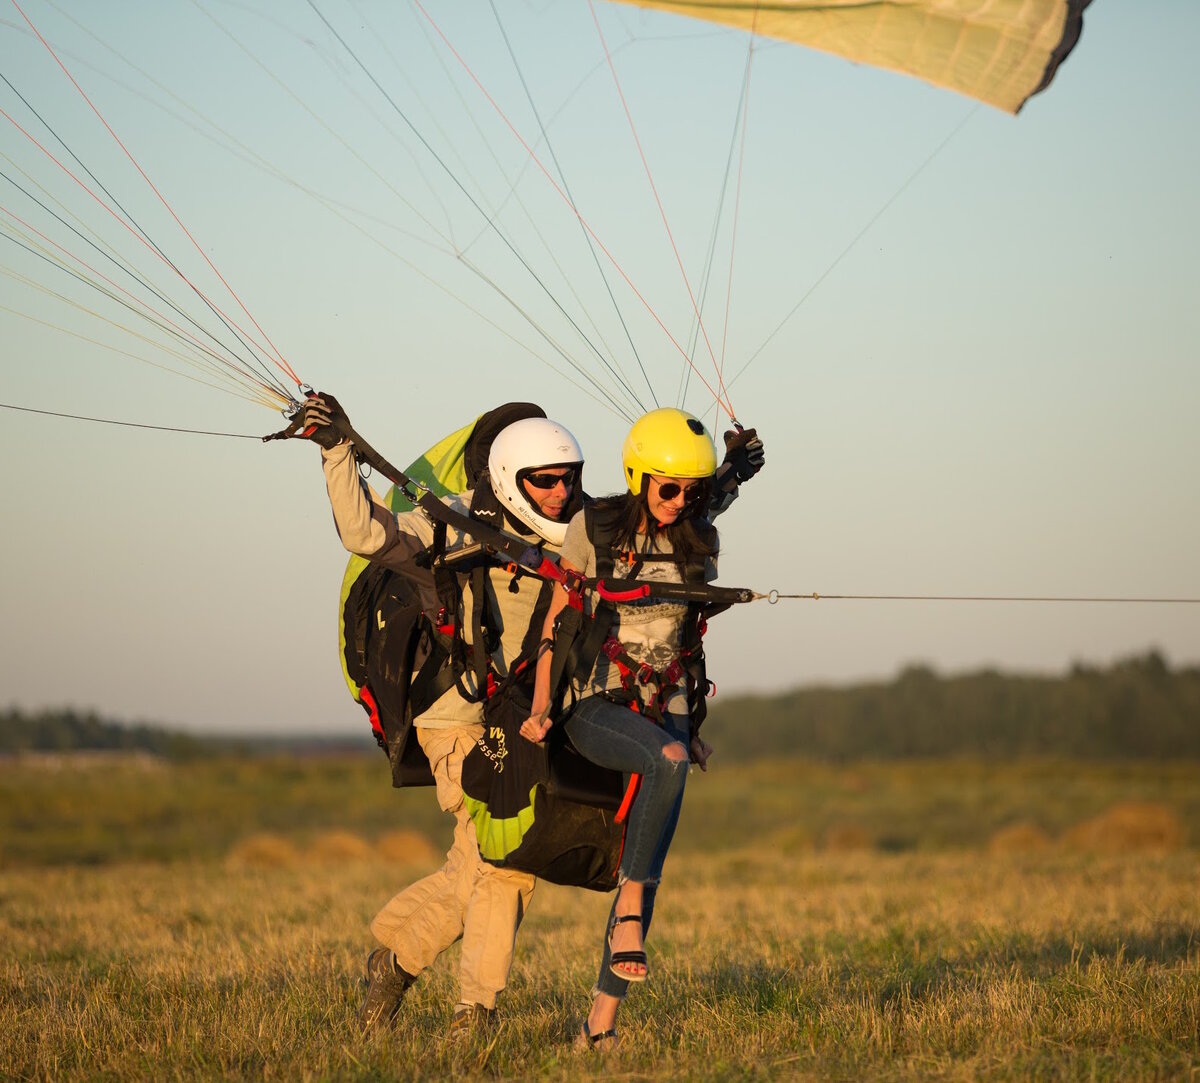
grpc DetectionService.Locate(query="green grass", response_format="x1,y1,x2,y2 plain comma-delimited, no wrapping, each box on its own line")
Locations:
1,755,1197,1079
3,753,1198,867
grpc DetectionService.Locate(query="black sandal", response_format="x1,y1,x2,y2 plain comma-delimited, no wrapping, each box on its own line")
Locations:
575,1018,619,1051
608,913,648,982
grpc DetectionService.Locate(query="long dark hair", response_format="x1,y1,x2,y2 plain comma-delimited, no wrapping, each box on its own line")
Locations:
590,478,717,566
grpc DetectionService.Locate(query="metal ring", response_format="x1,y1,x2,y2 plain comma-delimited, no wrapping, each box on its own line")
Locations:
768,589,779,604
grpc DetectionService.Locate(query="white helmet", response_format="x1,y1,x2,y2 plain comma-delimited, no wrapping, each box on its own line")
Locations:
487,417,584,546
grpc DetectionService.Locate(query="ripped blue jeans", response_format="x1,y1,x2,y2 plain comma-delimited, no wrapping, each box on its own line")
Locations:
565,696,689,999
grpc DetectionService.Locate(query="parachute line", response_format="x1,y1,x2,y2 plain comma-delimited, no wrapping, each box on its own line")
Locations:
679,23,756,414
0,97,293,400
587,0,731,412
189,0,462,256
0,232,287,405
11,0,300,387
304,0,644,419
490,0,655,413
717,16,759,384
0,166,287,400
407,0,738,421
36,2,629,413
0,400,263,437
339,0,642,417
12,7,462,269
732,104,981,388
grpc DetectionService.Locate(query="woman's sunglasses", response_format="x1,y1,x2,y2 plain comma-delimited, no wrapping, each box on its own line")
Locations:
522,467,579,490
652,477,705,501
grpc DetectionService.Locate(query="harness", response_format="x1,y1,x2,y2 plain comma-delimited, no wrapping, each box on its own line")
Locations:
346,481,555,788
578,505,719,734
421,487,557,710
326,406,751,786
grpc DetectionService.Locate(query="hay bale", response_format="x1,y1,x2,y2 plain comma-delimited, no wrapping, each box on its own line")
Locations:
988,821,1052,855
227,832,299,868
377,829,438,865
308,829,373,864
821,822,872,852
1063,801,1185,853
765,826,814,856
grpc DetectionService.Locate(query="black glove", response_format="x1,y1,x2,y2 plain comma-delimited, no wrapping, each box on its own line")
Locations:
302,392,349,450
722,427,765,483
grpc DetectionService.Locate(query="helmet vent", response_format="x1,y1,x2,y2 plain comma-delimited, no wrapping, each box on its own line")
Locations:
686,418,705,434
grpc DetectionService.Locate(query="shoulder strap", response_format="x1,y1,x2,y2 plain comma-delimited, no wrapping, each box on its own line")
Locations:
583,504,612,578
683,517,718,585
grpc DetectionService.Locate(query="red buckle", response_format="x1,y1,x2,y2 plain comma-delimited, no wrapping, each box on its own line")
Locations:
662,659,683,685
636,662,656,685
563,569,587,611
600,637,624,663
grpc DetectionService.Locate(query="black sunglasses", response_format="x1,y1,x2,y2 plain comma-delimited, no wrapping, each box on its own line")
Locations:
522,467,579,490
653,477,705,501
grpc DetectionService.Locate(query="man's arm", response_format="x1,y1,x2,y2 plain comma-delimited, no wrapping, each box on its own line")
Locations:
311,398,434,568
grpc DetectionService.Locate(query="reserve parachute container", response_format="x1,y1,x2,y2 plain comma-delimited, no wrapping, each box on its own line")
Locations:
337,401,547,787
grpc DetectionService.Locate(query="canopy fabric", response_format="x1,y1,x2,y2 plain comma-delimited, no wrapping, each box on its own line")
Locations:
612,0,1090,114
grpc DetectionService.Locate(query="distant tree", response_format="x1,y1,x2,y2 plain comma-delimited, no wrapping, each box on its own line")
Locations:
0,707,211,759
704,651,1200,762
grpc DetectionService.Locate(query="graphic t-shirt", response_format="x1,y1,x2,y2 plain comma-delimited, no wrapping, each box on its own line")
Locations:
559,509,717,715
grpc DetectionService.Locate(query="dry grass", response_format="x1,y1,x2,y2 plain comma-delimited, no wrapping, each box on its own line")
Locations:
307,829,374,864
376,829,439,865
2,847,1197,1081
1063,800,1186,853
3,758,1198,1078
228,829,437,869
987,821,1052,855
821,822,873,852
225,832,298,869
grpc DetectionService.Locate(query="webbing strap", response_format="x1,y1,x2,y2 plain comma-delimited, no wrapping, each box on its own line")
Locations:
598,635,693,722
409,631,461,715
614,773,641,825
469,564,490,698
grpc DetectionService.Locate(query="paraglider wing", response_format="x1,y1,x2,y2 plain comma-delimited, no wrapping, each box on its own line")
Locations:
609,0,1091,114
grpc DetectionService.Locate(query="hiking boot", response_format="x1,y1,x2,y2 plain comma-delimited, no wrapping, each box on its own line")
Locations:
357,948,416,1034
448,1002,497,1038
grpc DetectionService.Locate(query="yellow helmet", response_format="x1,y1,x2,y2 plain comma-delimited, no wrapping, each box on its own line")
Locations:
621,408,718,495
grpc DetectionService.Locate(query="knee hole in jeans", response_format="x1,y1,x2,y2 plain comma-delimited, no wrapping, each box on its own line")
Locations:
663,741,688,764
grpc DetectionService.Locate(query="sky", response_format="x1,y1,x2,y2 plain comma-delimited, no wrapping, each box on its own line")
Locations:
2,1,1198,735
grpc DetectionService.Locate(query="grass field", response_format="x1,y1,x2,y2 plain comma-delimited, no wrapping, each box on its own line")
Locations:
2,755,1198,1080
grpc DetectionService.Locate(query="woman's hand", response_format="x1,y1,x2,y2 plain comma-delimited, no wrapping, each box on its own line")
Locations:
520,706,553,743
689,735,713,771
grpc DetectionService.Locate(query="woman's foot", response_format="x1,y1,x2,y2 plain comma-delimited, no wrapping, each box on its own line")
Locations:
577,992,621,1052
608,912,648,982
574,1017,618,1052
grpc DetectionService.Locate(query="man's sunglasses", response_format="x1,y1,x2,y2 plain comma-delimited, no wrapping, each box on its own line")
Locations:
653,477,706,501
522,467,579,490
